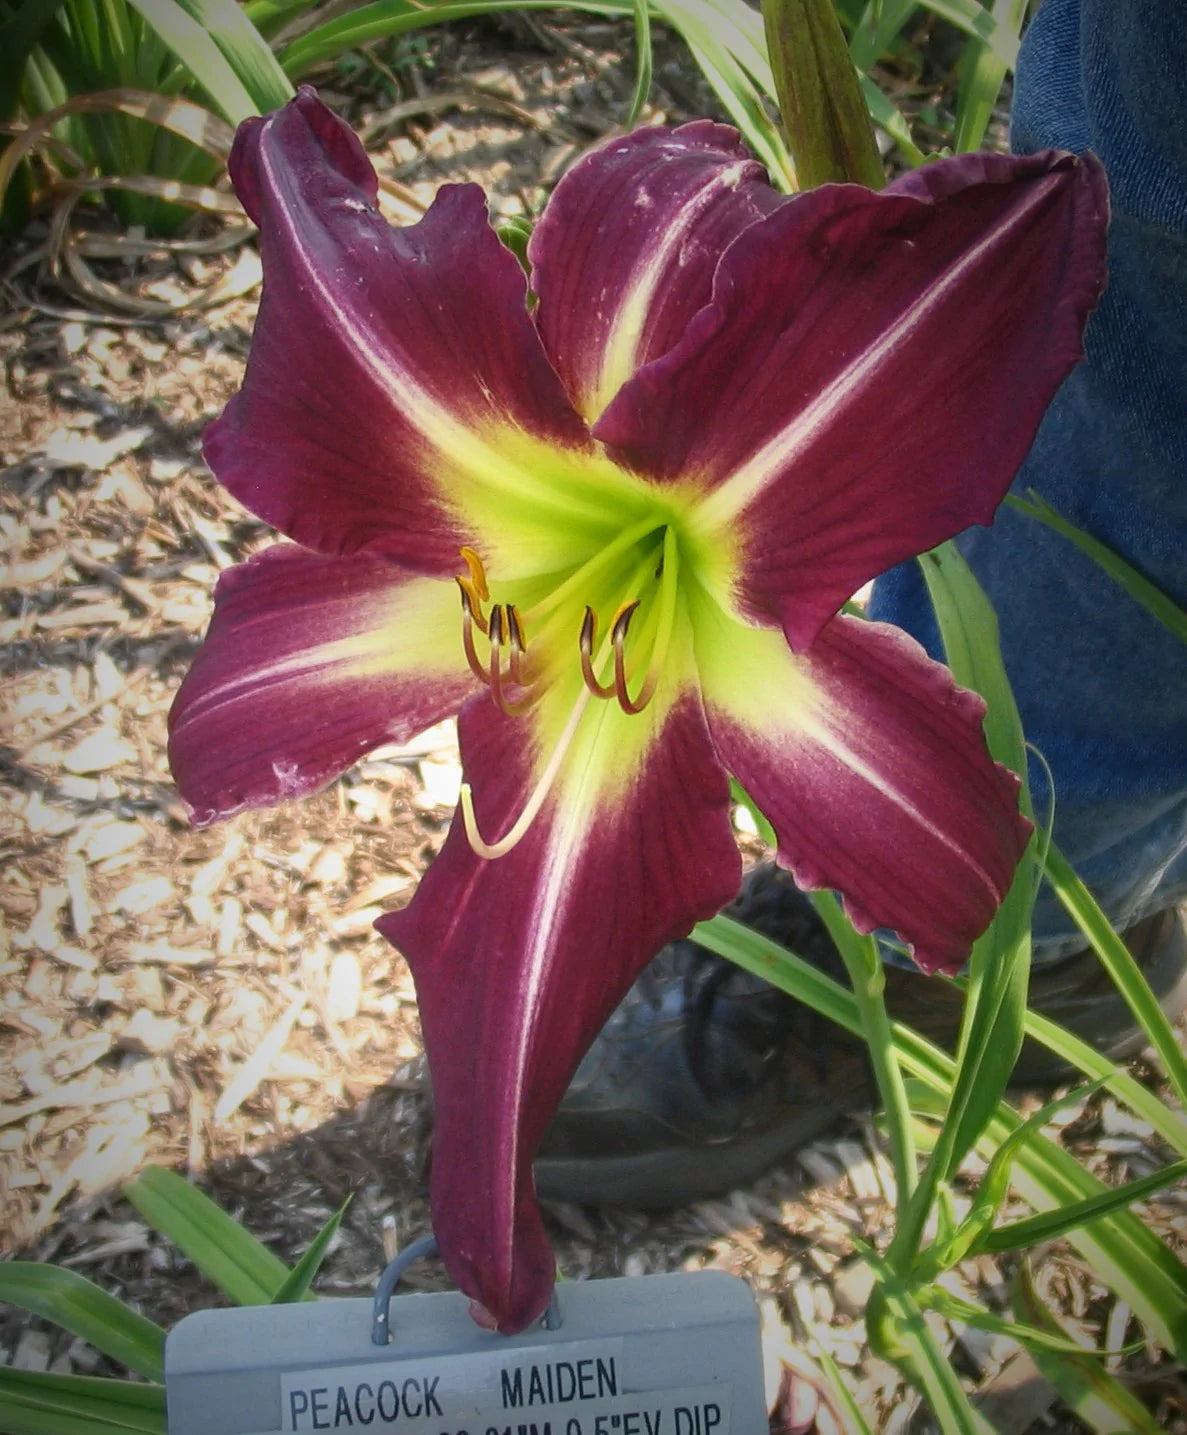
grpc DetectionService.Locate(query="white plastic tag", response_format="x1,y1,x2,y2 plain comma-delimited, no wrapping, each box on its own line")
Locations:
165,1271,766,1435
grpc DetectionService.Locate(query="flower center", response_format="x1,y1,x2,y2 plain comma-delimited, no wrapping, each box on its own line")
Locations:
453,518,683,859
454,518,679,720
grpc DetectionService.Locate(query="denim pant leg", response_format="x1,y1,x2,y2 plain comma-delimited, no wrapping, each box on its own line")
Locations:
870,0,1187,962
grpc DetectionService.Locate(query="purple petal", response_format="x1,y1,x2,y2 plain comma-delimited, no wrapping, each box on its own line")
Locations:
528,122,786,423
378,692,738,1331
597,149,1108,648
168,545,475,825
698,613,1031,973
207,88,589,572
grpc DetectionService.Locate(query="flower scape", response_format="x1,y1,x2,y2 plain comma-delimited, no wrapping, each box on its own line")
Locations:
168,88,1107,1332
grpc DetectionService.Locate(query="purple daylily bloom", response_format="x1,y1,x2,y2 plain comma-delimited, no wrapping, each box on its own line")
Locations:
169,88,1107,1332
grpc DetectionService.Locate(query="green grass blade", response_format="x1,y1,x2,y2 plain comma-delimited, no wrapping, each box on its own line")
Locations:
0,1265,164,1382
915,541,1036,1182
1043,842,1187,1107
1008,490,1187,646
860,74,925,166
917,0,1020,65
1012,1262,1166,1435
120,0,260,122
861,1247,995,1433
269,1199,348,1304
849,0,917,70
122,1166,292,1306
696,914,1187,1359
980,1159,1187,1253
952,0,1026,152
279,1,629,80
1019,1006,1187,1156
0,0,66,118
0,1368,165,1435
159,0,293,111
625,0,653,125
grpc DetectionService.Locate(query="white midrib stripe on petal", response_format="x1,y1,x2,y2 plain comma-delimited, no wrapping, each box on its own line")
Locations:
697,176,1060,530
591,161,757,421
794,705,1003,900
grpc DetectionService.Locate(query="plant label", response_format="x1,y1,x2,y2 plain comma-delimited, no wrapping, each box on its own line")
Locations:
165,1270,766,1435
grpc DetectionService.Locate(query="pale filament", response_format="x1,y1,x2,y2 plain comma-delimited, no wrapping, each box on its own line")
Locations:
461,686,593,858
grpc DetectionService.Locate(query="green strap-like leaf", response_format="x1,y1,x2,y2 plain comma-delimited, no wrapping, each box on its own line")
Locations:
154,0,293,112
952,0,1027,152
0,1265,164,1382
1043,842,1187,1108
625,0,653,126
122,1166,293,1306
695,913,1187,1360
912,542,1036,1199
1012,1262,1167,1435
1008,490,1187,647
119,0,261,123
269,1198,349,1304
0,1367,165,1435
980,1158,1187,1254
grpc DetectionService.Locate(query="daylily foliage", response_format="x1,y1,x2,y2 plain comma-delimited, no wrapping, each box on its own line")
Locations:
169,88,1107,1332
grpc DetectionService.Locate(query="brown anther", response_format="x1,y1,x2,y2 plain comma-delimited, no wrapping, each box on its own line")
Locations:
487,604,533,716
458,579,491,684
612,602,655,715
579,606,617,699
506,604,526,686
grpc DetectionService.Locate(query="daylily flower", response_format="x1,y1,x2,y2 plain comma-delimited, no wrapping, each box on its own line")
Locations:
169,88,1107,1333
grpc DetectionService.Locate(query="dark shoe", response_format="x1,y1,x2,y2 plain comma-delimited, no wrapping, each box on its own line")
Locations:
534,866,1187,1209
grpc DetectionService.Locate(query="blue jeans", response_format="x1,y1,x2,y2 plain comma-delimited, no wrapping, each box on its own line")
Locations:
871,0,1187,961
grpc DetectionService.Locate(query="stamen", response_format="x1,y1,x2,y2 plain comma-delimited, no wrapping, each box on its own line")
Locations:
457,580,491,684
461,689,592,858
506,604,526,686
459,545,490,602
613,526,679,715
456,576,489,635
579,607,617,699
485,606,533,717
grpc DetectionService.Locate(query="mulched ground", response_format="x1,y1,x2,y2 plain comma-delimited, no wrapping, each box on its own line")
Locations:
2,14,1185,1433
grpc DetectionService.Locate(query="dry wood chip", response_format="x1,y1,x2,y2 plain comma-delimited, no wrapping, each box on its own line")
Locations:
16,884,68,950
0,1058,168,1126
111,875,174,915
62,730,137,774
326,950,362,1023
63,857,94,937
213,993,307,1122
41,425,153,471
76,818,143,861
125,941,215,967
13,1032,113,1095
216,896,243,957
35,601,128,631
830,1137,881,1202
4,551,68,587
115,1009,185,1056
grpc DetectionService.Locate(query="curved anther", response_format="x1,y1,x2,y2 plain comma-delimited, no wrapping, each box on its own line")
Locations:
457,579,491,684
506,604,527,686
611,602,657,714
459,545,490,602
487,605,533,717
579,606,617,699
